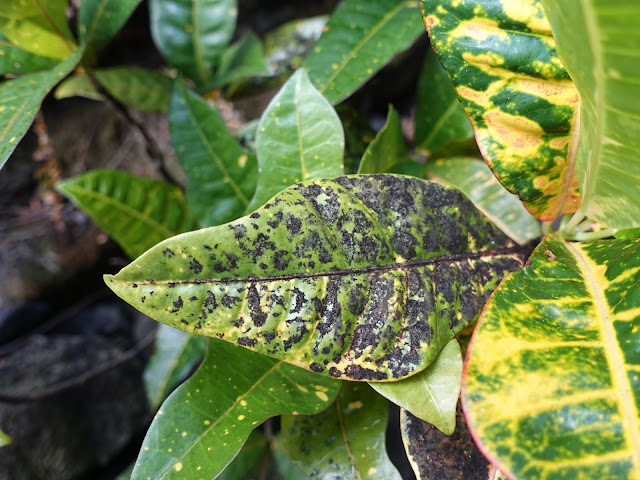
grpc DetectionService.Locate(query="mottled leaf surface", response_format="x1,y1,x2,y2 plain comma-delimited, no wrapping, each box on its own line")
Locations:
96,67,173,112
282,382,401,480
207,31,270,89
371,338,461,435
169,79,257,226
131,339,340,480
463,235,640,479
247,69,344,212
421,0,581,220
0,32,58,74
304,0,424,104
358,107,410,174
105,175,523,381
78,0,141,51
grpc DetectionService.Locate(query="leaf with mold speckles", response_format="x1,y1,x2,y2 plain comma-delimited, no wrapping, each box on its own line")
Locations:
282,382,401,480
463,235,640,479
131,339,339,480
421,0,581,221
105,174,524,381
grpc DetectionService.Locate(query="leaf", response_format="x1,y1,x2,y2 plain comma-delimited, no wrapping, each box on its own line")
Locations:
357,106,410,174
0,32,58,74
304,0,425,104
206,31,270,89
271,435,310,480
54,72,103,101
105,175,524,381
463,234,640,479
96,67,173,112
415,47,473,154
217,429,268,480
246,69,344,212
421,0,581,221
78,0,142,51
56,169,199,259
370,338,462,435
0,47,82,171
540,1,640,228
131,339,340,480
426,157,541,245
149,0,237,86
616,228,640,240
0,428,11,448
337,104,377,174
282,382,402,480
169,79,258,226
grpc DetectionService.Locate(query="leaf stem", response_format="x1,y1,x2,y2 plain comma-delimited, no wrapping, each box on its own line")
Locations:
568,228,617,242
541,221,554,235
564,207,587,233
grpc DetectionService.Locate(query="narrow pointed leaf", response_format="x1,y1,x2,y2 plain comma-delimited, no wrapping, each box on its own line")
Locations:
169,79,258,226
247,69,344,212
421,0,581,221
371,338,461,435
0,32,58,74
78,0,142,51
95,67,173,112
54,72,103,101
207,31,270,89
282,382,401,480
541,1,640,228
463,235,640,479
131,339,340,480
304,0,425,104
0,428,11,448
105,175,523,381
357,107,410,174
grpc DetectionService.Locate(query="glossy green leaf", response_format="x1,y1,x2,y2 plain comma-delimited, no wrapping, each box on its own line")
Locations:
56,169,199,259
0,32,58,74
217,429,268,480
422,0,581,221
169,79,258,226
78,0,142,51
105,175,524,381
206,31,270,89
616,229,640,240
426,157,541,245
150,0,236,86
282,382,401,480
370,338,461,435
0,428,11,448
415,47,473,154
304,0,424,104
96,67,173,112
247,69,344,212
0,47,82,171
463,234,640,479
541,1,640,228
357,107,410,174
54,72,103,101
131,339,340,480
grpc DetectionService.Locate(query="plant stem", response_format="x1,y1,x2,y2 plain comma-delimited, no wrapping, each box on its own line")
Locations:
569,228,617,241
564,207,587,233
541,221,554,235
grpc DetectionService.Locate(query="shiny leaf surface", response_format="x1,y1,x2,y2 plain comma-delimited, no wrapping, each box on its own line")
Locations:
0,32,57,74
95,67,173,112
357,107,410,174
217,430,268,480
78,0,141,50
207,31,270,89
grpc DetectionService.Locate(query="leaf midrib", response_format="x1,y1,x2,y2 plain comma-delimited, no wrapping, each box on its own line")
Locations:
335,396,362,480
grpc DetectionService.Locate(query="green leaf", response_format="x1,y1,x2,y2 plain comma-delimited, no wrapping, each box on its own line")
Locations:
169,79,258,226
105,175,523,381
95,67,173,112
0,32,58,74
422,0,581,221
415,47,473,154
78,0,142,51
54,72,103,101
217,429,268,480
463,234,640,479
247,69,344,212
357,106,410,174
271,435,309,480
149,0,237,86
56,169,199,259
207,31,270,89
0,428,11,448
282,382,401,480
426,157,541,245
616,228,640,240
370,338,461,435
304,0,424,104
0,47,82,171
540,1,640,228
131,339,340,480
337,103,377,175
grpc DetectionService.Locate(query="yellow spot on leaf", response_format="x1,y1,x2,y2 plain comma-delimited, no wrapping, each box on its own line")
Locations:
175,463,183,472
238,154,247,168
238,415,245,421
450,18,505,43
502,1,551,34
204,420,210,425
368,467,377,475
181,431,187,437
316,391,329,402
347,401,364,409
484,109,544,157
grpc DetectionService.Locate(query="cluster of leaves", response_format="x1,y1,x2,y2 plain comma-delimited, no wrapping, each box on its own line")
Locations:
2,0,640,479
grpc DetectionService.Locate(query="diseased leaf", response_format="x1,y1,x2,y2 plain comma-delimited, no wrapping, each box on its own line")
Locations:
56,169,199,259
95,67,173,112
131,339,340,480
247,69,344,212
54,72,102,101
358,107,410,174
0,32,58,74
282,382,401,480
217,429,268,480
370,338,462,435
422,0,581,221
105,175,523,381
463,234,640,479
207,31,270,89
304,0,424,104
169,79,258,226
78,0,142,51
541,1,640,228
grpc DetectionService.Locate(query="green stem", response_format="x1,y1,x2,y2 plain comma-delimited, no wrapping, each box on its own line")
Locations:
564,207,587,233
541,221,554,235
569,228,617,242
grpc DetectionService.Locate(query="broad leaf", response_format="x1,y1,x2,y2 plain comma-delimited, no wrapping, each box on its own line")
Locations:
463,234,640,479
282,382,401,480
357,107,410,174
422,0,581,221
370,338,462,435
541,1,640,228
415,47,473,154
105,175,524,381
0,32,58,74
96,67,173,112
426,157,541,245
304,0,424,104
56,169,199,259
207,31,270,89
131,339,340,480
247,69,344,212
149,0,236,86
169,79,258,226
217,430,268,480
78,0,142,51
